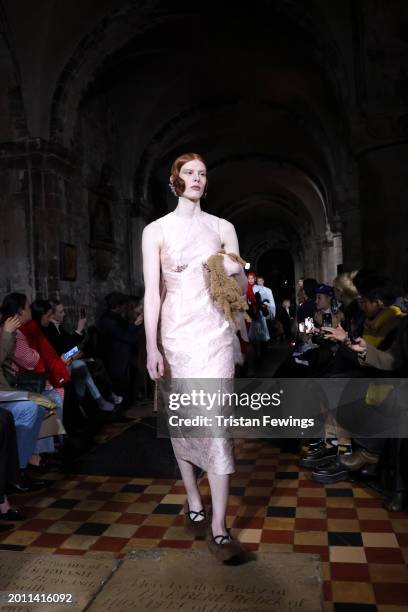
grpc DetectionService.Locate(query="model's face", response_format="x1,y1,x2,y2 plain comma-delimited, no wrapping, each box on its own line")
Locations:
315,293,331,311
41,309,54,327
257,278,264,286
248,275,256,285
178,160,207,201
53,304,65,323
360,296,383,319
18,299,32,324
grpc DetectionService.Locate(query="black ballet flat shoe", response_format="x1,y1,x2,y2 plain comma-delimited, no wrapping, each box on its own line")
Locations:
0,509,26,521
206,529,247,563
184,503,211,537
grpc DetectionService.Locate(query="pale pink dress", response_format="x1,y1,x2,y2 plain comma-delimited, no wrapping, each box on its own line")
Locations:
157,208,235,475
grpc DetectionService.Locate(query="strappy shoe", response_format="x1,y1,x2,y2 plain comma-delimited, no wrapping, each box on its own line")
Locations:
184,503,211,537
206,529,246,562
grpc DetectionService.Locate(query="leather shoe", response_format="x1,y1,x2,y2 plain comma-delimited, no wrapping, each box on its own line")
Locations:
312,457,350,484
0,509,26,521
338,448,379,471
300,445,337,468
7,474,47,494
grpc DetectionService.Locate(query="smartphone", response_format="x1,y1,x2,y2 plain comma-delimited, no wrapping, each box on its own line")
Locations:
62,346,79,361
80,307,86,318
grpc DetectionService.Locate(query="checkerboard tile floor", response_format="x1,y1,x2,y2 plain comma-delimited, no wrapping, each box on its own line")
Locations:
1,439,408,611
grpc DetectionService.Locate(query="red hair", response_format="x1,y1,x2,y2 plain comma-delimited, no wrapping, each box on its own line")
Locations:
170,153,208,197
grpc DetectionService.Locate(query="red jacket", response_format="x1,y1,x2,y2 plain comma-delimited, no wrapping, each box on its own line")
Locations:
20,320,70,387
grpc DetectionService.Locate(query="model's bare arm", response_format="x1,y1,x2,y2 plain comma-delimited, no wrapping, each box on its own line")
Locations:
142,222,164,380
220,219,247,292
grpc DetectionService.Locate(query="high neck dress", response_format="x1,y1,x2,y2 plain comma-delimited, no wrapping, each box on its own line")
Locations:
157,207,235,475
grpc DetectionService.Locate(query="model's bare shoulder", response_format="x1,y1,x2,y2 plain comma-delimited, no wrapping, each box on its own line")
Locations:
142,219,164,247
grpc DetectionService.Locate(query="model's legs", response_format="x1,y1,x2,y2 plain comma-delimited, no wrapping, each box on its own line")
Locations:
207,471,229,537
176,457,203,515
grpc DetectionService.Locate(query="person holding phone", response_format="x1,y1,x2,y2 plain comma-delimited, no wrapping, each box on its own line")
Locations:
32,300,115,414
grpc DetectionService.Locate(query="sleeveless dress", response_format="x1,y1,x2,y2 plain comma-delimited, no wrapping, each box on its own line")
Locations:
157,208,235,475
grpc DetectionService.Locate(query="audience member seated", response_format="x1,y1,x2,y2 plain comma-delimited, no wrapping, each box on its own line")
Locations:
0,311,52,490
97,292,142,405
296,278,318,323
305,275,405,483
33,300,114,414
394,279,408,314
125,295,149,400
0,407,26,530
1,293,65,465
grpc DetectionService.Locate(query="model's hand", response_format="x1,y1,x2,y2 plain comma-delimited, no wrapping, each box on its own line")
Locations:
345,337,367,353
146,348,164,380
3,315,21,333
322,323,347,342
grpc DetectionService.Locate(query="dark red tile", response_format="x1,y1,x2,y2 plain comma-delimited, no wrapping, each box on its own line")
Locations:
169,486,186,494
102,502,130,513
242,496,270,506
87,492,114,501
108,477,129,483
354,498,383,508
116,513,146,525
172,516,184,527
373,582,408,605
90,537,128,553
396,533,408,547
323,580,332,601
364,547,405,564
297,497,326,507
54,549,86,556
226,505,239,514
295,518,327,531
233,517,265,529
63,511,94,522
75,482,101,490
158,540,193,549
137,494,164,503
154,479,176,485
249,479,276,487
326,508,357,519
330,562,370,582
261,530,294,544
293,544,329,561
135,525,167,539
359,520,394,533
271,487,298,496
32,533,69,547
299,480,323,488
20,519,54,532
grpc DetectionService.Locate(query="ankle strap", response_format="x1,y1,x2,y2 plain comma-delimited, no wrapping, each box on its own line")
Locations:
213,534,231,545
185,509,205,521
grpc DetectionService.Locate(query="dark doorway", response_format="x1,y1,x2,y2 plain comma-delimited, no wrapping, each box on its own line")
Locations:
257,249,295,303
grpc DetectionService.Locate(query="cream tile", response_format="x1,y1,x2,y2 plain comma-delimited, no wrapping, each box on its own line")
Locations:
89,511,121,523
103,523,139,539
111,493,141,503
294,531,328,546
2,531,40,546
356,507,389,520
122,538,160,550
144,485,172,494
160,494,186,505
327,519,360,532
35,508,69,520
263,518,295,530
231,528,262,543
258,543,293,553
162,526,194,541
331,580,375,604
74,500,106,511
362,532,399,548
60,535,99,550
296,507,327,519
46,521,81,534
329,546,367,563
143,515,175,527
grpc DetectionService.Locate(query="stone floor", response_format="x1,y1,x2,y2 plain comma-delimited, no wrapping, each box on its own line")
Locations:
1,424,408,612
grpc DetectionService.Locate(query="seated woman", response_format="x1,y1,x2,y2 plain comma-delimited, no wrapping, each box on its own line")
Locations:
0,313,51,489
0,407,26,527
1,293,65,465
32,300,114,413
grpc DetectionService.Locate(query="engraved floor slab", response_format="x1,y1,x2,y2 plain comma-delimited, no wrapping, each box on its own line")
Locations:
88,549,322,612
0,551,117,611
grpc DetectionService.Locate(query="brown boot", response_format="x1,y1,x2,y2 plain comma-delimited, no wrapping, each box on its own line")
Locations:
184,503,211,537
206,530,247,562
